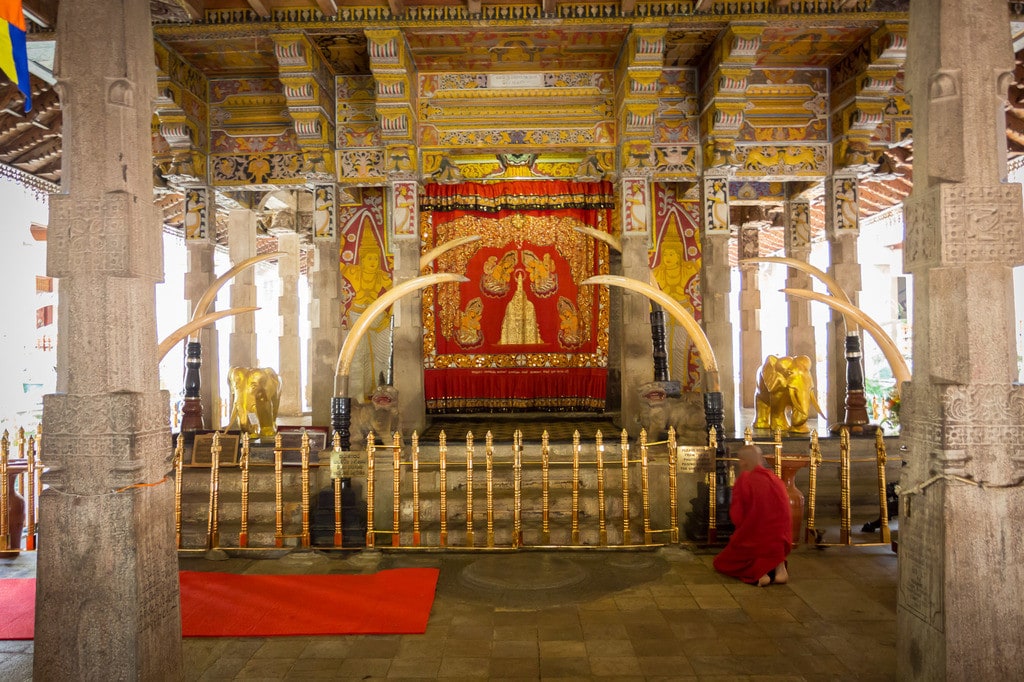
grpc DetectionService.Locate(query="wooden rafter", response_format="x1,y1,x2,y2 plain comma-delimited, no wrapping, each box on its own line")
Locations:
314,0,338,17
388,0,406,17
543,0,556,14
246,0,272,18
21,0,57,28
466,0,481,14
621,0,637,15
175,0,205,21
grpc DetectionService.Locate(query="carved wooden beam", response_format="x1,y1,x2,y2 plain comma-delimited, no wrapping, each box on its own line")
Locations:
314,0,338,17
245,0,272,18
543,0,556,14
21,0,58,28
693,0,715,10
466,0,481,13
388,0,406,17
621,0,637,14
174,0,204,20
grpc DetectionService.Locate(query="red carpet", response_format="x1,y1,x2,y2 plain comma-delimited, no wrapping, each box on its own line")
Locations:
0,569,439,640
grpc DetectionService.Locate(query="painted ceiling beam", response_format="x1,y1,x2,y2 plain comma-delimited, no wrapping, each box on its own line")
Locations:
314,0,338,17
621,0,636,15
174,0,205,21
693,0,715,11
246,0,272,19
543,0,556,14
21,0,57,28
466,0,481,14
388,0,406,18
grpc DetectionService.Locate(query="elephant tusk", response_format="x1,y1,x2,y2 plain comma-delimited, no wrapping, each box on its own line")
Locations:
741,256,858,332
782,288,911,393
189,252,284,339
420,235,482,271
573,226,621,253
582,274,719,392
159,307,260,362
334,273,468,395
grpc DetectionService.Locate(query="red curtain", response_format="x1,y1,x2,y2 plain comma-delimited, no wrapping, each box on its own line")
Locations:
423,180,613,412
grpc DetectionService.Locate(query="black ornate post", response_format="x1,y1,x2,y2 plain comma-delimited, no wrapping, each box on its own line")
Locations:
703,390,732,542
180,340,204,434
331,396,351,450
650,304,669,383
832,332,871,434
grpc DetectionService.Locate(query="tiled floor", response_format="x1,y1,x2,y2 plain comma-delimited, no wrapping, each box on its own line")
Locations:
0,539,898,681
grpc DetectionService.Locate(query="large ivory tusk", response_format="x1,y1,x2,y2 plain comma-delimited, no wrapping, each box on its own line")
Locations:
334,273,468,394
582,274,719,391
158,307,259,362
189,252,284,338
420,235,482,271
782,288,911,391
741,256,858,332
573,226,621,253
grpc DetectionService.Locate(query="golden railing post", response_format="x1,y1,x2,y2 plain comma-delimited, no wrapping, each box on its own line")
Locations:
806,431,821,544
840,427,851,545
25,435,37,551
620,429,630,545
366,434,376,549
596,430,607,546
239,434,250,548
668,426,679,544
571,430,581,545
439,431,448,547
16,427,25,460
274,432,284,548
2,430,12,553
485,431,494,548
743,426,753,445
300,430,311,548
207,432,222,550
465,432,474,547
707,429,718,543
513,429,523,549
392,431,401,548
412,431,421,547
541,430,550,545
640,428,652,545
173,433,184,550
773,428,783,479
875,427,891,545
333,432,343,548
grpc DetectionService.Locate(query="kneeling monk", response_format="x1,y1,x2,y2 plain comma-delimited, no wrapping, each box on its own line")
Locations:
713,445,791,586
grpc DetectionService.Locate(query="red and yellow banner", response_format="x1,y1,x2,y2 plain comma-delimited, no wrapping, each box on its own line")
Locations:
0,0,31,112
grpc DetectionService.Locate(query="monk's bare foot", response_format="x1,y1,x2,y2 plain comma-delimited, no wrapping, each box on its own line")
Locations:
757,573,771,587
773,561,789,585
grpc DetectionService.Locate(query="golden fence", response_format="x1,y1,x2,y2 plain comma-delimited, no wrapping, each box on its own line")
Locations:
1,428,40,556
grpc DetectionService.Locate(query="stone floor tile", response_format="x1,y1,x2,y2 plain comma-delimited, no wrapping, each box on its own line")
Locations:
194,656,249,681
487,655,540,677
442,637,492,657
538,622,583,640
588,655,643,676
385,656,443,678
695,594,742,609
233,656,295,679
637,654,695,676
491,638,538,658
539,655,592,677
492,624,538,641
539,639,587,657
436,655,490,678
251,637,310,658
336,657,392,677
579,620,629,639
628,637,682,657
396,637,444,658
720,637,780,656
583,638,635,657
0,655,33,682
678,636,733,657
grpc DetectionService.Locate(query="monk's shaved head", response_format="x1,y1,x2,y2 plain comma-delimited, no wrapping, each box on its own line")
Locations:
737,445,765,473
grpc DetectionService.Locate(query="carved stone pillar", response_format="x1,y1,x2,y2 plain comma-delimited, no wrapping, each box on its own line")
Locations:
784,197,816,365
619,177,654,427
184,237,220,430
825,173,863,424
389,180,425,432
276,230,302,416
37,0,182,677
899,0,1024,677
700,175,735,434
308,183,341,427
228,208,258,370
738,219,761,410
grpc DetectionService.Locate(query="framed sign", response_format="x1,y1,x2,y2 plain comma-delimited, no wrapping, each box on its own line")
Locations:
276,426,329,463
190,432,241,466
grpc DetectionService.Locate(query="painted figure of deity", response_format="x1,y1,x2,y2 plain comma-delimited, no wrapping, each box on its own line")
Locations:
340,229,393,401
456,297,484,348
481,250,517,297
523,250,558,297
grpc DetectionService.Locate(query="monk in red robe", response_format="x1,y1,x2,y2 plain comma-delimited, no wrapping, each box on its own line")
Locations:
713,445,792,586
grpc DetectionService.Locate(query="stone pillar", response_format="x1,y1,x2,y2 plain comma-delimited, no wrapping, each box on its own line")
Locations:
37,0,182,678
183,193,220,429
700,175,735,434
619,177,654,427
389,180,425,433
784,197,816,364
276,230,302,415
898,1,1024,678
737,220,761,409
228,208,258,370
825,173,861,422
308,184,341,427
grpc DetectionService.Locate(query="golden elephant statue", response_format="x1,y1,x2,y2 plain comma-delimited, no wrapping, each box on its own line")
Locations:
752,355,822,434
226,367,281,440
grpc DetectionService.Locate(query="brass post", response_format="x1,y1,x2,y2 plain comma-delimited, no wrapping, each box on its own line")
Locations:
17,427,25,460
708,428,718,543
274,432,284,548
640,428,651,545
2,431,11,553
806,431,821,544
840,427,851,545
485,431,494,548
875,427,891,545
392,431,401,547
541,430,550,545
366,435,376,548
301,430,311,548
773,428,783,479
333,432,343,548
668,426,678,544
173,433,183,549
412,431,421,547
597,430,607,546
439,430,448,547
571,430,580,545
25,435,36,551
239,433,250,548
465,431,474,547
743,426,753,445
513,429,523,548
620,429,630,545
207,432,222,550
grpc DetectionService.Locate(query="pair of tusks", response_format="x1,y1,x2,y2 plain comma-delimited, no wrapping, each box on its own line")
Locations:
741,257,911,392
157,252,283,362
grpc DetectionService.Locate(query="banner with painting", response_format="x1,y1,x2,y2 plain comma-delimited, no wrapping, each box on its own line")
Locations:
422,180,613,412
